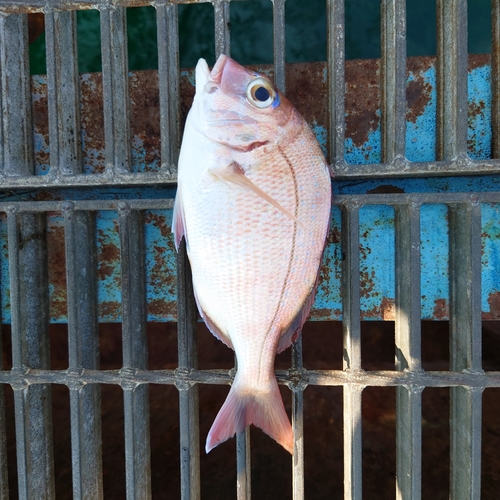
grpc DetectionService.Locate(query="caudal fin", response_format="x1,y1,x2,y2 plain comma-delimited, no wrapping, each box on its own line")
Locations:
206,377,293,454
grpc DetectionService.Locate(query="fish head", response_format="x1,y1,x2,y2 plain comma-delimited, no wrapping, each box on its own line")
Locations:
191,55,301,154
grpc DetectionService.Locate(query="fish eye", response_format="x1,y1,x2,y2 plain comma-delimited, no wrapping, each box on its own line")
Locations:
246,78,276,109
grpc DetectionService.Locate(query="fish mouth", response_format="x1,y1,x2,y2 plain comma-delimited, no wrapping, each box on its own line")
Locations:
195,55,228,95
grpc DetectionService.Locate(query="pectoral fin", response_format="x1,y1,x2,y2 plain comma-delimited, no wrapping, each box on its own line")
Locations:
210,162,299,223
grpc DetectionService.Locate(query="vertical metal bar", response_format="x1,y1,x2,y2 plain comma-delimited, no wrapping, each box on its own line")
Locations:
156,2,180,171
492,0,500,158
436,0,468,161
45,10,81,175
394,200,422,500
448,198,483,500
62,204,103,500
236,427,251,500
7,209,55,500
381,0,407,164
214,0,230,59
341,202,362,500
272,0,286,93
100,6,131,173
291,337,304,500
0,13,33,175
176,240,200,500
0,258,8,499
118,204,151,500
326,0,345,166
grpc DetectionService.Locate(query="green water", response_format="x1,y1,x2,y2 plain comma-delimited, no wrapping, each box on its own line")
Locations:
29,0,492,75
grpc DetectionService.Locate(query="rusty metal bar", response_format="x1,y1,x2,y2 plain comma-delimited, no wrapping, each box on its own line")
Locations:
341,202,362,500
45,10,82,175
326,0,345,166
176,240,200,500
436,0,468,161
492,0,500,158
214,0,230,58
63,205,103,500
118,204,152,499
100,6,131,173
236,427,251,500
381,0,406,163
394,201,422,500
7,210,55,500
0,324,7,499
156,2,180,172
272,0,286,92
291,337,304,500
448,198,483,500
0,13,33,175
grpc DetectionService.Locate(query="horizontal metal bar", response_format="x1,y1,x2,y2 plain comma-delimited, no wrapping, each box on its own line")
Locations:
0,192,499,214
0,0,256,15
2,156,500,189
2,368,499,388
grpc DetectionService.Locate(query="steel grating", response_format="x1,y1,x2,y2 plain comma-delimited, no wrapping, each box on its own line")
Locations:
0,0,499,499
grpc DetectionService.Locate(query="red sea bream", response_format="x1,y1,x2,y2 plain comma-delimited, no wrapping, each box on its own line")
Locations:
173,55,331,454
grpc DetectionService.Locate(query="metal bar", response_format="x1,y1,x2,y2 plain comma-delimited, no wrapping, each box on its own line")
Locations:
291,337,304,500
380,0,407,163
45,10,82,175
326,0,345,166
0,319,8,497
272,0,286,92
118,204,152,499
176,240,200,500
341,202,362,500
394,201,422,500
62,204,103,500
100,6,131,173
236,427,251,500
156,2,180,172
7,209,55,500
492,0,500,158
448,198,483,500
436,0,468,161
0,13,33,175
0,367,499,389
214,0,230,58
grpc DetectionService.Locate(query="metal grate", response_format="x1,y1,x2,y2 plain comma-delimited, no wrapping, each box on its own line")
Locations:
0,1,498,499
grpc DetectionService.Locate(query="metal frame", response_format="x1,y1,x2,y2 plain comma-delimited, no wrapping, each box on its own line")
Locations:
0,1,498,499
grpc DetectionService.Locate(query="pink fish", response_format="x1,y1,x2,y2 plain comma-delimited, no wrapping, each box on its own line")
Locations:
173,55,331,454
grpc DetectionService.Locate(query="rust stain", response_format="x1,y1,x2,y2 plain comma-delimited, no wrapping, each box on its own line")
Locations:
484,292,500,320
367,185,405,194
309,307,333,320
380,297,395,320
28,13,45,44
406,78,432,124
99,301,121,321
145,211,170,238
98,241,120,280
47,223,67,320
148,299,177,319
433,298,449,320
345,58,380,148
468,53,490,71
327,226,341,244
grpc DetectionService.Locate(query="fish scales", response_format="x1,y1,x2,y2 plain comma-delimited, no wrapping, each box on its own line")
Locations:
173,55,331,454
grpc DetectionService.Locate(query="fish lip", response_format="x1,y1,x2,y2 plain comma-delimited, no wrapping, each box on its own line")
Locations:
210,54,228,84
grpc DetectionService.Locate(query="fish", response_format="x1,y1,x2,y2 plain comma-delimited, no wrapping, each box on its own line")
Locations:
173,55,331,454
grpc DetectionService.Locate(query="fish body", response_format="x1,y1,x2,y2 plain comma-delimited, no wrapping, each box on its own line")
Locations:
173,55,331,454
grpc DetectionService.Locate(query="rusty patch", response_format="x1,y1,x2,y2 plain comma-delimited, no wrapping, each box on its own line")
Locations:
468,53,490,71
145,211,170,238
98,241,120,280
380,297,395,320
148,298,177,319
327,226,341,244
345,58,380,148
406,78,432,124
99,301,121,321
367,185,405,194
433,298,449,320
28,13,45,44
47,223,67,320
485,292,500,320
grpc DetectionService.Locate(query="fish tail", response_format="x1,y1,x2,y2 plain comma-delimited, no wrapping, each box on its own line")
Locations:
205,376,293,454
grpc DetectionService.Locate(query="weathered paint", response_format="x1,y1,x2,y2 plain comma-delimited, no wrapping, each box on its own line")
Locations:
2,58,500,322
